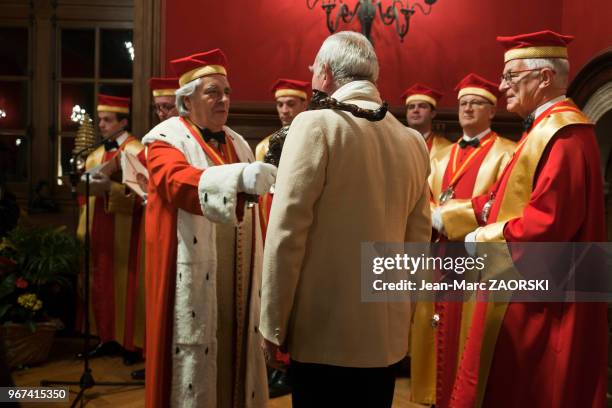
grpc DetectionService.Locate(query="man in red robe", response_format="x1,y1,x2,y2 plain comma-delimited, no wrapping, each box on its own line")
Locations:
150,77,180,122
412,74,515,407
256,78,310,241
255,78,309,162
438,30,607,408
77,94,146,365
402,83,451,158
142,49,276,408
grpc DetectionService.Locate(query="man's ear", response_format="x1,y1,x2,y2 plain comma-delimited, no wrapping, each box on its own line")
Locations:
539,68,555,89
431,108,437,120
119,118,129,129
322,63,335,92
489,104,497,120
183,95,192,112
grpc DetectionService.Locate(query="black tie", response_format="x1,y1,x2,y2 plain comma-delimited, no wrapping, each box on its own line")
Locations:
523,114,535,132
459,138,480,149
201,128,226,144
103,139,119,151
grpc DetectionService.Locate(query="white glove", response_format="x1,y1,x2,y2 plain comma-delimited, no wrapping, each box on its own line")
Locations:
432,207,445,234
464,228,480,256
239,162,277,195
85,171,111,196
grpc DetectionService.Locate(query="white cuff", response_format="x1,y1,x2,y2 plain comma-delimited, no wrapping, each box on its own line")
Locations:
432,207,445,234
198,163,248,224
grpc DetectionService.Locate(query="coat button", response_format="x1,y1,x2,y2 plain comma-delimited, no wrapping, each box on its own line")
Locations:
175,347,180,354
192,311,196,318
431,313,440,328
205,347,209,355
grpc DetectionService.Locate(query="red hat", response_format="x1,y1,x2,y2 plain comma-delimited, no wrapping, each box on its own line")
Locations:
149,77,180,97
271,79,310,100
401,83,443,107
97,94,130,114
171,49,228,87
455,73,501,104
497,30,574,63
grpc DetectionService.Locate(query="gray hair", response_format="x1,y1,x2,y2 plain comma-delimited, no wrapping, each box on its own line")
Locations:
523,58,570,88
175,78,202,116
313,31,379,87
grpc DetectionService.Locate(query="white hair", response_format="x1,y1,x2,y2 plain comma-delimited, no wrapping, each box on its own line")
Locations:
313,31,379,87
523,58,570,88
175,78,202,116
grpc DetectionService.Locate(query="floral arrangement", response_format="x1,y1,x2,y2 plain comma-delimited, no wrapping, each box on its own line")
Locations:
0,224,80,331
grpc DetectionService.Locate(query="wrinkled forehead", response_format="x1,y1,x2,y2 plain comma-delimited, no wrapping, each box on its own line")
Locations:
200,73,230,90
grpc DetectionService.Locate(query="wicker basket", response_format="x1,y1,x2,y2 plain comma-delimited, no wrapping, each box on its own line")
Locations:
1,322,58,368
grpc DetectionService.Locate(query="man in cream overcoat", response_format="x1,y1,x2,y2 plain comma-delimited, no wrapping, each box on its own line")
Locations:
260,31,432,408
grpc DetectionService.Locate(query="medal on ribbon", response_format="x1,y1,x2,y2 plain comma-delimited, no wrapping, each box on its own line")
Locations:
438,133,495,205
439,186,455,205
481,193,495,224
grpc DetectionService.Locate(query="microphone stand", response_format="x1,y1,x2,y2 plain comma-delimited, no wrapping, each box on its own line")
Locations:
40,137,143,407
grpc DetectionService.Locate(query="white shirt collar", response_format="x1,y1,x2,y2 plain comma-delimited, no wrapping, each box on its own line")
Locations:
422,131,431,141
462,128,491,142
533,95,566,120
115,131,129,146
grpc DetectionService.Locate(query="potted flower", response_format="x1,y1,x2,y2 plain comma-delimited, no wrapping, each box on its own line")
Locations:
0,224,80,368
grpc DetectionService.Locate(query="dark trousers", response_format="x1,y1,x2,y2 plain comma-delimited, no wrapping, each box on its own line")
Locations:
289,359,396,408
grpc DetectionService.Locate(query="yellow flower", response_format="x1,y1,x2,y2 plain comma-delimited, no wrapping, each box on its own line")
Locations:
17,293,43,312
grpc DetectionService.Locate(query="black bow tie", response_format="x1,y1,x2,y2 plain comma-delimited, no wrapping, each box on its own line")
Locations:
103,139,119,151
201,128,226,144
459,138,480,149
523,114,535,132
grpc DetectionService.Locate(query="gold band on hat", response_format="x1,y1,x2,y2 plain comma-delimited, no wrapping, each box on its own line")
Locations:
504,46,568,63
458,87,497,104
152,89,176,97
97,105,130,114
405,94,437,107
179,64,227,87
275,89,307,100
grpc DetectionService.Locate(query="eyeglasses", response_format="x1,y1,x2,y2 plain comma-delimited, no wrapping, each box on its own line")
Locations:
152,103,176,114
500,68,551,85
459,100,492,109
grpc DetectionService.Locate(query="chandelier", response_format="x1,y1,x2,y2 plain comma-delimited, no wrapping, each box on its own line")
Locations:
306,0,438,42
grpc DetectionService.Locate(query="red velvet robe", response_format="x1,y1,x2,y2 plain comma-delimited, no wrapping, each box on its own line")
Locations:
452,101,607,408
144,137,247,408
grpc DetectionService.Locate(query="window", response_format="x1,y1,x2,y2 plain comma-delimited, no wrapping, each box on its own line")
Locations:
0,26,31,183
56,24,133,185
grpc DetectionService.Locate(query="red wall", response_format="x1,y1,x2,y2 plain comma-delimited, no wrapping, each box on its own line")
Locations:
162,0,610,107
